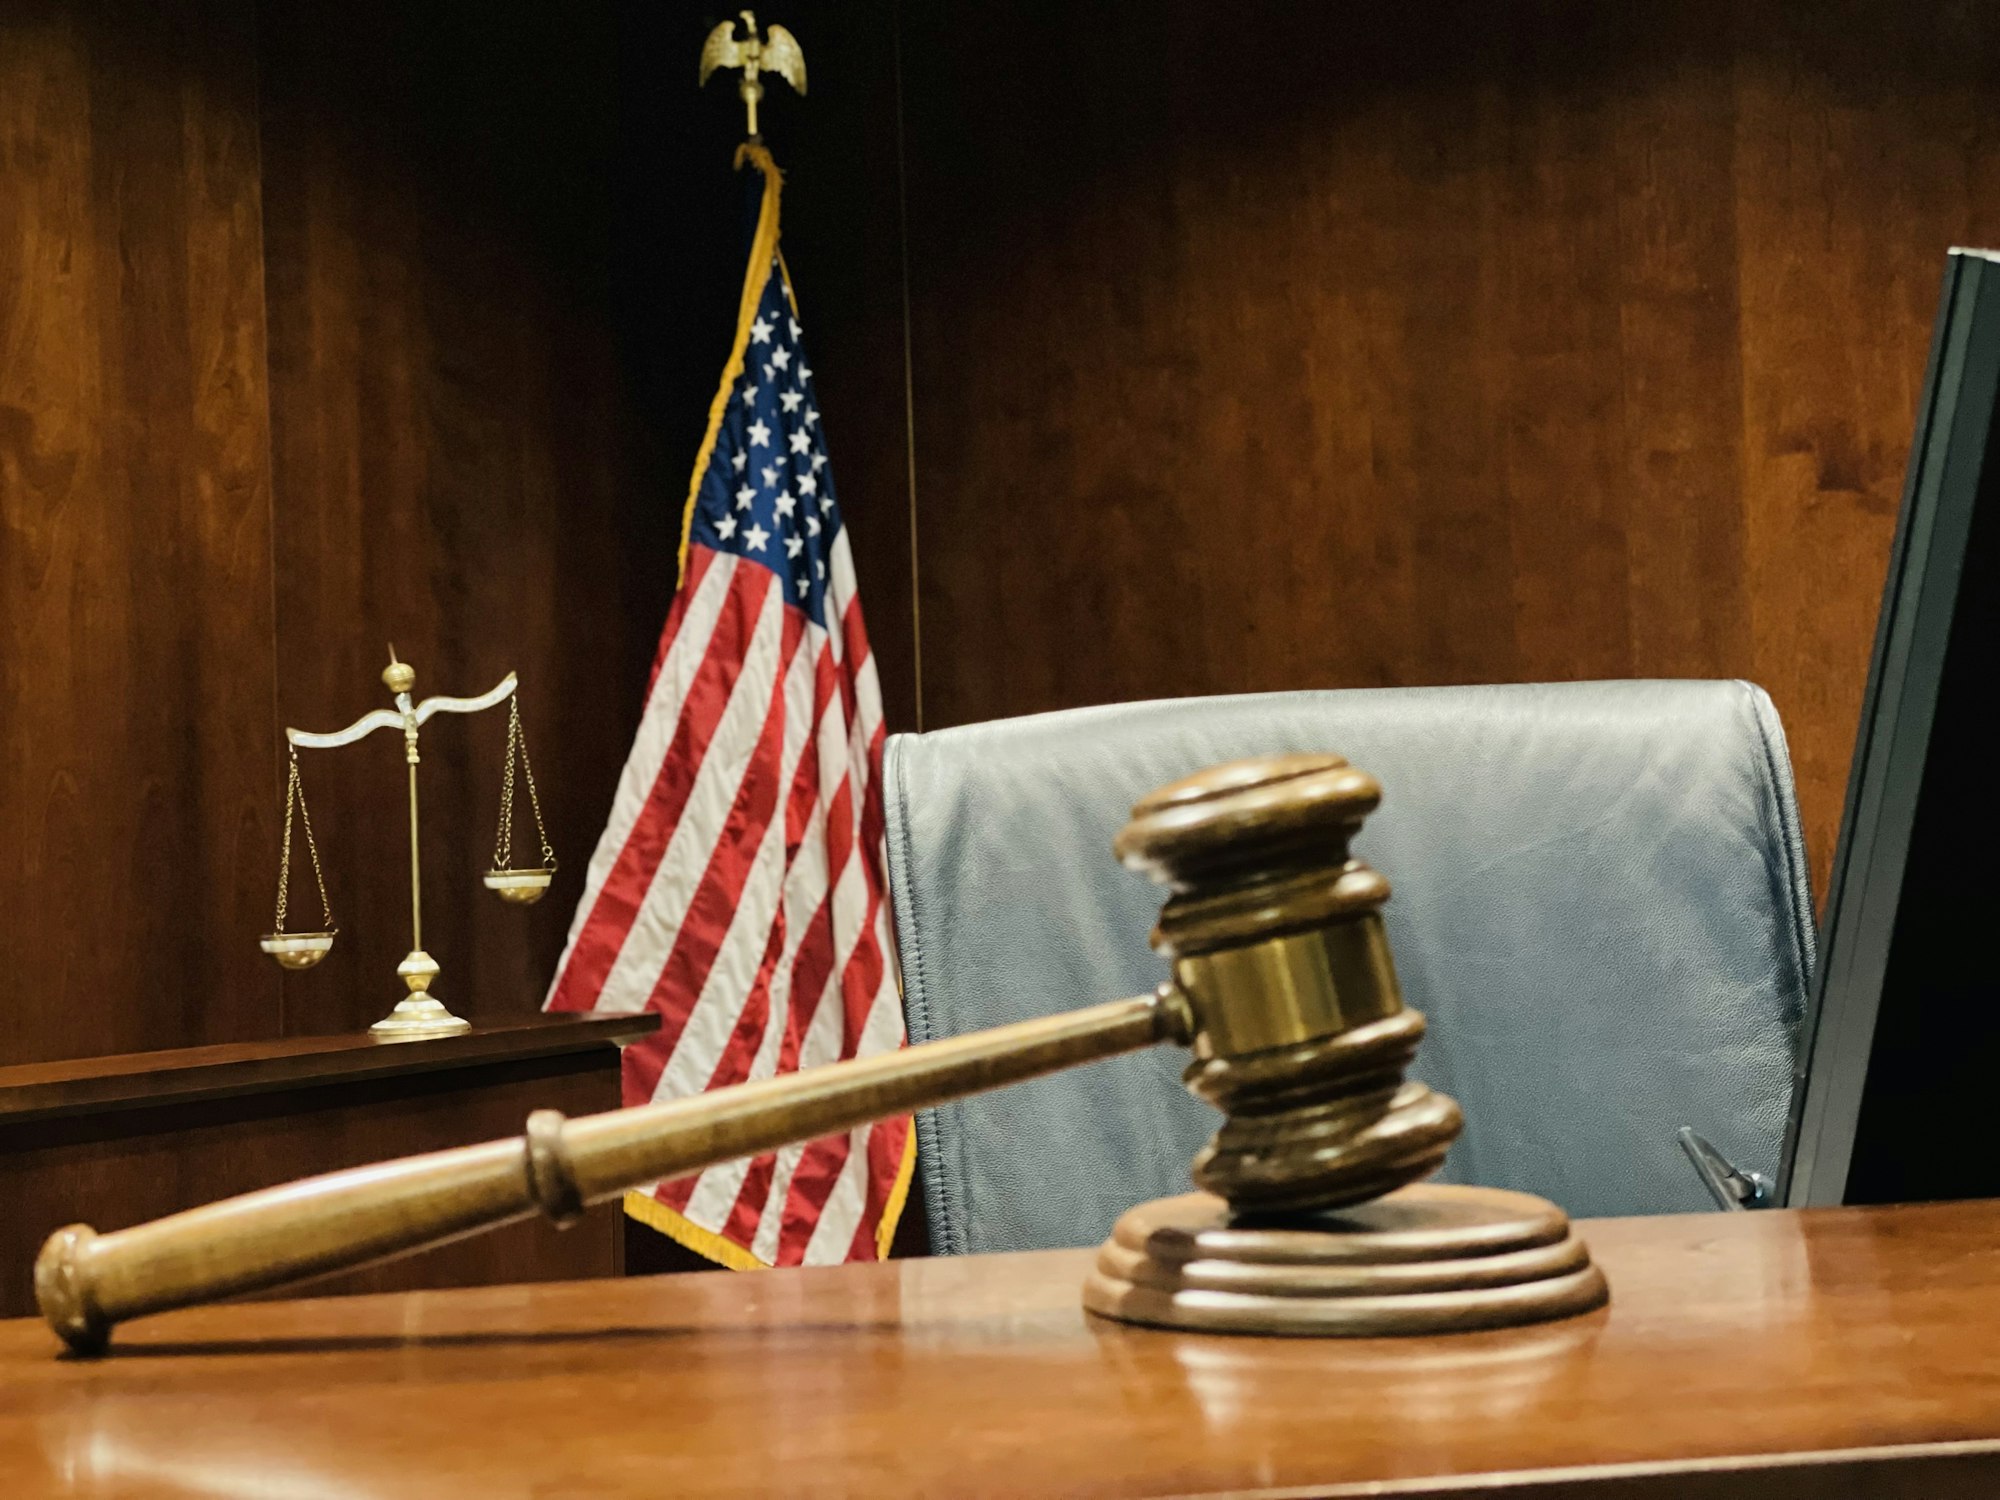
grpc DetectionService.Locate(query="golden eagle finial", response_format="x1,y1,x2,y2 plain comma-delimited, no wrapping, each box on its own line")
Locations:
699,10,807,140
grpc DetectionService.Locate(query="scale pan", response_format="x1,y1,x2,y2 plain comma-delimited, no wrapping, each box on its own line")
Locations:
484,868,553,905
260,932,335,970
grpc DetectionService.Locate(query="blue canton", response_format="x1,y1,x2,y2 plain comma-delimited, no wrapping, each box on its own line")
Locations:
687,259,844,629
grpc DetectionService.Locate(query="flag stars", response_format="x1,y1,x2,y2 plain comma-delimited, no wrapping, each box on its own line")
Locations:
699,281,846,597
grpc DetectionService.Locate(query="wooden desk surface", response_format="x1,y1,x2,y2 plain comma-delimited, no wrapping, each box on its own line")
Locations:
4,1201,2000,1498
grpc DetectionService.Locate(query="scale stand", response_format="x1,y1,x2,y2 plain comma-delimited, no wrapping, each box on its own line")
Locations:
259,648,558,1038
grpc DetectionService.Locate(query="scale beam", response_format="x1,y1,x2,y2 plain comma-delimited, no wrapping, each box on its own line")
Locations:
415,672,518,727
285,673,518,748
286,710,401,751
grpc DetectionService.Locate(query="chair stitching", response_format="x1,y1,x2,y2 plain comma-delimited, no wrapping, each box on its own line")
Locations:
889,739,963,1257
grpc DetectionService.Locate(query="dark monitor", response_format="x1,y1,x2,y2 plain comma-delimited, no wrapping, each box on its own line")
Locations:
1785,248,2000,1207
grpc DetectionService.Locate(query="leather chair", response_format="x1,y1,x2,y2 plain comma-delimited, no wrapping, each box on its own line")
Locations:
883,681,1815,1256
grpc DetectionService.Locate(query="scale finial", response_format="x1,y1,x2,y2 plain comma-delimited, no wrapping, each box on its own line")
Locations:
699,10,806,140
383,646,414,695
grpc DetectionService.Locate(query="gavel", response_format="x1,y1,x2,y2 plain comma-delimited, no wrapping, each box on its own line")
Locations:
35,754,1606,1354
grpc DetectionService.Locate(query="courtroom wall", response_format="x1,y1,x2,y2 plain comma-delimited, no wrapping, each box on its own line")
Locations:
887,0,2000,894
0,0,280,1063
0,0,907,1066
7,0,1998,1067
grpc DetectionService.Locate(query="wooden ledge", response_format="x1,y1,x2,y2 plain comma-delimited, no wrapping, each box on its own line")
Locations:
0,1014,659,1126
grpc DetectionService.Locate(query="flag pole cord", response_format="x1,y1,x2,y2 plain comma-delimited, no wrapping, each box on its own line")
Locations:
892,5,923,733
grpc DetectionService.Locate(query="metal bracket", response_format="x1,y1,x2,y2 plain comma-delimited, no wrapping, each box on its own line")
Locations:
1678,1127,1775,1210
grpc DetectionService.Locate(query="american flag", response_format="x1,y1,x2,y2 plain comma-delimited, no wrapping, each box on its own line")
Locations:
545,149,910,1269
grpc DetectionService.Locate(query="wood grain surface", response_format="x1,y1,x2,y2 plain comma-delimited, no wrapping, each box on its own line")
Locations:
254,0,674,1038
889,0,2000,894
3,1201,1999,1497
0,0,916,1069
0,0,281,1063
10,0,2000,1070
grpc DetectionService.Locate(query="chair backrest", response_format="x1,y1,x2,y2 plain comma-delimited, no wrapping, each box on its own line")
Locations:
884,681,1815,1257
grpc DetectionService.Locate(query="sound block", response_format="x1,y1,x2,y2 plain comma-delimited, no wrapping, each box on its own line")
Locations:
1083,1183,1608,1337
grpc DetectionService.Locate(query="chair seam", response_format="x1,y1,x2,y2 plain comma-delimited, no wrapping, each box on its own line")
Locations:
888,739,963,1257
1735,680,1817,1009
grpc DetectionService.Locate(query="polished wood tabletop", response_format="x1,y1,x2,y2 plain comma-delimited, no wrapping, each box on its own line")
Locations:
4,1200,2000,1498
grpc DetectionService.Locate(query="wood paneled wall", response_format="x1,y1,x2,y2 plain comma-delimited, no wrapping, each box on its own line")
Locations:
255,0,672,1037
0,0,684,1064
8,0,1999,1070
0,0,915,1068
891,0,2000,892
0,0,279,1062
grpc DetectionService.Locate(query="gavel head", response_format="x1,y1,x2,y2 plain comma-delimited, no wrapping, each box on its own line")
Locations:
1114,753,1463,1219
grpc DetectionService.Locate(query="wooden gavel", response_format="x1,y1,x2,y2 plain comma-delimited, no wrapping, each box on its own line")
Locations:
36,753,1606,1354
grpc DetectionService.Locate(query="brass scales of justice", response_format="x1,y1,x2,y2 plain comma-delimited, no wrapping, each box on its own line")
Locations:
39,752,1610,1354
257,649,558,1037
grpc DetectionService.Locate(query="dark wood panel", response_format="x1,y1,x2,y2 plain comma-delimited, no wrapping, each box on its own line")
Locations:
1730,3,2000,891
0,0,917,1085
769,0,920,735
256,0,675,1036
0,0,280,1065
6,1203,2000,1496
892,0,2000,894
0,1041,626,1318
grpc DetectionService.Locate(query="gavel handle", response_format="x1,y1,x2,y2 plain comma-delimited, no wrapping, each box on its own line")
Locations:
36,989,1190,1354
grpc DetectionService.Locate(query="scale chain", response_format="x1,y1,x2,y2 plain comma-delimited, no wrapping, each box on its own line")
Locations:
493,697,557,873
274,747,335,934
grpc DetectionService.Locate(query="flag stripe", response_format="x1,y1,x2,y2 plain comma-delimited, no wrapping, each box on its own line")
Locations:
624,599,805,1107
656,630,825,1225
644,542,718,698
546,552,744,1013
599,568,788,1036
683,643,843,1233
